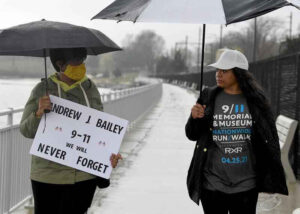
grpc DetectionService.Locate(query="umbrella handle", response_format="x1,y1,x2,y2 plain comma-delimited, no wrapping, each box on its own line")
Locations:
44,109,50,113
196,97,204,105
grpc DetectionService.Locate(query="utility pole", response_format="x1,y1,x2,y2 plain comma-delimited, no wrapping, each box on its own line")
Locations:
185,36,188,65
289,12,293,38
174,39,201,72
174,42,179,54
219,25,223,48
252,18,257,62
210,44,214,63
197,27,201,73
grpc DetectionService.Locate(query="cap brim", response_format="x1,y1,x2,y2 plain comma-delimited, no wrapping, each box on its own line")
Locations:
208,62,234,70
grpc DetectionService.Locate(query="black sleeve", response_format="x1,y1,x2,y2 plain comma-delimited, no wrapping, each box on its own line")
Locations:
185,88,210,141
268,116,281,160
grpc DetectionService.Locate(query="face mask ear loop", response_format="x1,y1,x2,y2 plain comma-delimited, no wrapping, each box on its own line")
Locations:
79,83,90,108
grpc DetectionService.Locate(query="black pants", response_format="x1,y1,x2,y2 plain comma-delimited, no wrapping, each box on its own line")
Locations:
31,179,97,214
200,188,259,214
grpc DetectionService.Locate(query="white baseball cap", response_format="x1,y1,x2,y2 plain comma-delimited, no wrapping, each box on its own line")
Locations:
208,49,249,70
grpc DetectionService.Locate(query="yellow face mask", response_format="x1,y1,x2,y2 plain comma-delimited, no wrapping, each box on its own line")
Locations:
63,63,86,81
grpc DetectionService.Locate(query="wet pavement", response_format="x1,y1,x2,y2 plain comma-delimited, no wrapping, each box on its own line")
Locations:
256,182,300,214
89,84,201,214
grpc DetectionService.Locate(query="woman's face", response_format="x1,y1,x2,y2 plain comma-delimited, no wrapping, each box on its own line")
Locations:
215,69,238,89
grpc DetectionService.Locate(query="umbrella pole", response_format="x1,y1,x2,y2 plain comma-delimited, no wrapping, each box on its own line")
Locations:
43,49,50,114
43,48,49,93
42,48,49,133
198,24,206,103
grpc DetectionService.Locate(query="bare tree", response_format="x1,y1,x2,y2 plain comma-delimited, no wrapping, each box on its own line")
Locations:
249,17,285,60
212,17,285,62
113,30,165,74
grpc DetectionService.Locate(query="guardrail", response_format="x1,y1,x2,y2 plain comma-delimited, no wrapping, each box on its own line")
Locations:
0,82,162,214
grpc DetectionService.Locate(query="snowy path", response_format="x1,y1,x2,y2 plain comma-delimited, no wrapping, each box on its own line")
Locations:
89,84,203,214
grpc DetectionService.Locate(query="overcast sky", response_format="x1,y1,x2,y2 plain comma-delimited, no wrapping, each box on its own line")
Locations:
0,0,299,51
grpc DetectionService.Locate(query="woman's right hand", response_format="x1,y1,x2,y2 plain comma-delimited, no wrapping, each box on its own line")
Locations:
36,95,51,118
191,103,206,119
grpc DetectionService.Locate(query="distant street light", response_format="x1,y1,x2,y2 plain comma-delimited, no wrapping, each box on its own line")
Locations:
289,12,293,38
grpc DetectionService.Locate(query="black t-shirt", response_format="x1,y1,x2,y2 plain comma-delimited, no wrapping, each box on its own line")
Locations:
203,90,256,193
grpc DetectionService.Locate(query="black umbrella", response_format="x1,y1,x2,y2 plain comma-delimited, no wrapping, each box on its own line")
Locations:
0,19,121,56
0,19,121,93
91,0,299,100
0,19,121,115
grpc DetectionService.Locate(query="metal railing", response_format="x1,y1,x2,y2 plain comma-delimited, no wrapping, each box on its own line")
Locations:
0,81,162,214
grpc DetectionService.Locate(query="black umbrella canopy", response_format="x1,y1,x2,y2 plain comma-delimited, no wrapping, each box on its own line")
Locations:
92,0,297,24
0,20,121,57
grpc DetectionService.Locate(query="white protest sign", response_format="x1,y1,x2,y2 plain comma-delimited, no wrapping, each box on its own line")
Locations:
30,95,128,179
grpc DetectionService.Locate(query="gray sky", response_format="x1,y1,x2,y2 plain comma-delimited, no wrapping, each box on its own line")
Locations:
0,0,299,51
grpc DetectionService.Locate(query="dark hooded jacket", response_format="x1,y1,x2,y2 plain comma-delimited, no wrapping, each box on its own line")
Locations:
185,86,288,205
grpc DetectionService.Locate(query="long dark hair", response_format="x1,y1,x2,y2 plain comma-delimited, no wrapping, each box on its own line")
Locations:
232,68,275,122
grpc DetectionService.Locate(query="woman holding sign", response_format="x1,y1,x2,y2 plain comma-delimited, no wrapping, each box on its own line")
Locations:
20,48,122,214
185,49,287,214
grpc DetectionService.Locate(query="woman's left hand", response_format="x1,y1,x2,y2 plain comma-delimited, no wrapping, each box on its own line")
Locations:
110,153,122,168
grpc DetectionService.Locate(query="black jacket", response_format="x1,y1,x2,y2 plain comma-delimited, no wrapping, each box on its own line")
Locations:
185,86,288,205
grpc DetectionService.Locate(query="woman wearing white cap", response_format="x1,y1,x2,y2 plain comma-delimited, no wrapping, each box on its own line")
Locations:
185,49,288,214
